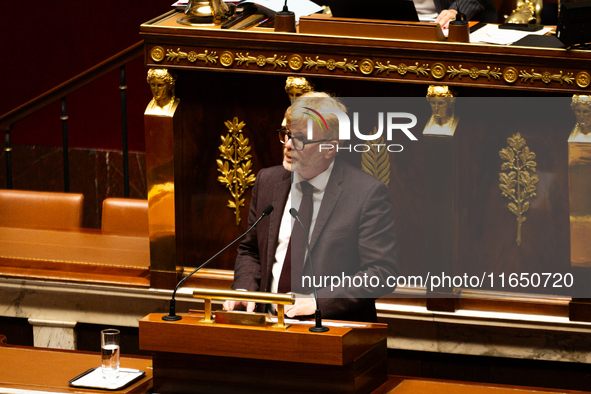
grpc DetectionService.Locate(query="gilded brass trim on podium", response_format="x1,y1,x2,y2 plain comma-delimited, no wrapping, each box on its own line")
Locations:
569,95,591,267
499,133,538,247
145,68,180,288
235,53,287,68
519,69,574,85
447,65,502,80
375,61,430,77
423,86,459,309
165,48,218,64
304,56,358,72
217,117,256,225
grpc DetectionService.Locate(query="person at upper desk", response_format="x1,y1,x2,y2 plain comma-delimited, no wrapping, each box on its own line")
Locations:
223,92,399,322
415,0,498,28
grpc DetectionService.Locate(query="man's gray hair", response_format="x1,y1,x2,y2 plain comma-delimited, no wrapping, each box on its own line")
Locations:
290,92,347,143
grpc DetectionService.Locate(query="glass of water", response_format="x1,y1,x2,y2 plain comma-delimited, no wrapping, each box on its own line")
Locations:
101,329,120,380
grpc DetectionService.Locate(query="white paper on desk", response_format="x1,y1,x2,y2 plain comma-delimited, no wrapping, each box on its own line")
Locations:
470,24,553,45
240,0,323,22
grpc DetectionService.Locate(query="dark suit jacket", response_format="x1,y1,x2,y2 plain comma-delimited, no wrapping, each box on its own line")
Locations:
232,158,399,322
435,0,498,22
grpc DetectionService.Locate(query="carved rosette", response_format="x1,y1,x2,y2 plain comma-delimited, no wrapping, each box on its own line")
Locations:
150,46,165,63
288,54,304,71
431,63,446,80
576,72,591,89
503,67,519,84
220,51,234,67
359,59,375,75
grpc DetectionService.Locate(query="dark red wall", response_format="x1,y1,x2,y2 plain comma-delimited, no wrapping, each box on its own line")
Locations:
0,0,173,151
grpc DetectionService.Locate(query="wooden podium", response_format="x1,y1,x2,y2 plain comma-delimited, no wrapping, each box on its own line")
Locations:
139,311,388,394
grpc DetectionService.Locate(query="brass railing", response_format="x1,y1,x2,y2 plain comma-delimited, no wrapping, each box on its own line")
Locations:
0,41,144,195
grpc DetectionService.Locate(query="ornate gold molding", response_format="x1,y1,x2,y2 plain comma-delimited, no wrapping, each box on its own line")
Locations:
499,133,538,247
235,53,287,68
361,128,391,186
149,46,589,90
166,48,218,64
304,56,358,72
217,118,256,225
375,61,430,77
519,69,574,85
448,65,502,80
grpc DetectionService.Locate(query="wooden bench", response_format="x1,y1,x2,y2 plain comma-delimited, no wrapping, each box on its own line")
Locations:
0,189,84,230
102,198,149,237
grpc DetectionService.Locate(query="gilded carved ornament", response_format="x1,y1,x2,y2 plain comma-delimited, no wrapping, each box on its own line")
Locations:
423,85,459,136
146,68,179,116
149,46,589,91
236,53,287,68
448,65,502,80
285,77,313,99
166,48,218,64
499,133,538,247
217,118,256,225
375,61,430,77
304,56,358,72
569,95,591,142
519,69,574,85
361,127,391,186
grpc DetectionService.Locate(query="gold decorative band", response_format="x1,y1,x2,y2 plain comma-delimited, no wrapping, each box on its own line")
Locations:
149,46,588,90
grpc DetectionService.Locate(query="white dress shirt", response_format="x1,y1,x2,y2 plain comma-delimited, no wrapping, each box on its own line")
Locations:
270,160,335,295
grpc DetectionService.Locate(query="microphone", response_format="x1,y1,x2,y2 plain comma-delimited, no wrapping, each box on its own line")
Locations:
162,205,274,321
289,208,329,333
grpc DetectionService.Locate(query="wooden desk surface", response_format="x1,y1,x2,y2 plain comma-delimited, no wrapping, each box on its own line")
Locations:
0,227,150,287
376,376,589,394
0,346,152,393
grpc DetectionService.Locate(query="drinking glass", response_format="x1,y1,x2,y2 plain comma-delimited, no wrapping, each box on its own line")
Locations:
101,329,120,379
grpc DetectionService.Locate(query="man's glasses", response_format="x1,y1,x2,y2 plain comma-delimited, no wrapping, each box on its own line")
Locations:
277,128,330,151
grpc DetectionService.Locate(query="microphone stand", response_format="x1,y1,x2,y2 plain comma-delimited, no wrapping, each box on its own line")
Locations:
163,206,274,321
290,208,329,333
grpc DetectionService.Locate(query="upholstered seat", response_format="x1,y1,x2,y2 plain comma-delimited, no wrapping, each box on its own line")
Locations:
101,198,149,237
0,189,84,230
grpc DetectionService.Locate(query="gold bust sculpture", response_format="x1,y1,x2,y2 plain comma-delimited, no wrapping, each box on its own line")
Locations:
146,68,178,116
285,77,313,100
569,95,591,142
424,85,459,136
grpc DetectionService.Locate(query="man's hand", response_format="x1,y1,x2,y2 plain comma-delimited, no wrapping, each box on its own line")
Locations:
285,297,316,318
435,9,458,29
223,300,256,312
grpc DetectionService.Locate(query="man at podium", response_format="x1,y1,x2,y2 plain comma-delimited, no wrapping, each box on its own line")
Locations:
224,93,399,322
